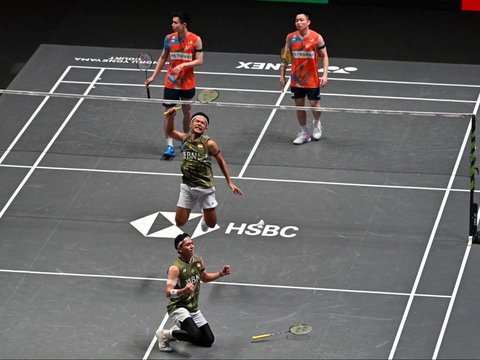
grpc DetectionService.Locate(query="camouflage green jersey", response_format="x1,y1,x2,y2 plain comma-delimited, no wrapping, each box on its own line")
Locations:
181,134,214,188
167,255,205,314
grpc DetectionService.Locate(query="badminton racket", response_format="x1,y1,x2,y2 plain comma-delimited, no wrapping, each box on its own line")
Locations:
163,89,220,115
251,323,312,341
280,46,292,65
138,52,153,99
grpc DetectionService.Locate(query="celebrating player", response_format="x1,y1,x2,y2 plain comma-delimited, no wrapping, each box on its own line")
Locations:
165,108,243,232
156,233,231,352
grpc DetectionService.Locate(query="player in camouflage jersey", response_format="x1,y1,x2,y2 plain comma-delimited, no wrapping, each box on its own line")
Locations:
156,233,231,352
165,108,243,232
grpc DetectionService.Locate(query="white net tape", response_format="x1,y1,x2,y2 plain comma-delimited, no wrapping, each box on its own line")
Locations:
0,89,472,118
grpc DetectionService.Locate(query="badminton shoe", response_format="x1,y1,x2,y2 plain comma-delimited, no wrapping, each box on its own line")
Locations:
156,328,174,352
201,217,209,232
293,131,311,145
163,145,176,159
312,121,322,141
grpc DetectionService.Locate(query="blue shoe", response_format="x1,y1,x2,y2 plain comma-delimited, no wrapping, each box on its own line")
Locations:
163,145,176,159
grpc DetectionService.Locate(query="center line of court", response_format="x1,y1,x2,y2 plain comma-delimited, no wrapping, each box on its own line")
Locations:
237,78,291,178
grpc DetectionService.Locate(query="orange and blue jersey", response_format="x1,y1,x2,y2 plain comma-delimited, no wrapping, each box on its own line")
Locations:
287,30,321,88
163,32,199,90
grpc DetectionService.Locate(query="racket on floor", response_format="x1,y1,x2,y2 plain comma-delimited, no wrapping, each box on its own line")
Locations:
163,89,219,115
280,46,292,65
138,52,153,99
251,323,312,341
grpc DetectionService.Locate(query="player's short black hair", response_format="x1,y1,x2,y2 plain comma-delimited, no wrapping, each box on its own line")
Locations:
296,10,311,20
191,112,210,124
172,11,190,25
174,233,190,250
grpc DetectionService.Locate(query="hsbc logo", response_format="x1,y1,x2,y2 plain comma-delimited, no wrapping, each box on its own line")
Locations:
225,222,299,238
130,213,298,239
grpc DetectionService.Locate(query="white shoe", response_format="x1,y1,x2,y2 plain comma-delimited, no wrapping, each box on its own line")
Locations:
201,217,209,232
293,132,311,145
156,329,174,352
312,121,322,141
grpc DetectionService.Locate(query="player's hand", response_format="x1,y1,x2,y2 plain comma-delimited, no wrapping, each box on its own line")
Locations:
230,183,243,196
220,265,231,277
320,76,328,88
171,64,185,75
145,77,153,87
164,107,178,116
280,77,286,89
183,283,195,293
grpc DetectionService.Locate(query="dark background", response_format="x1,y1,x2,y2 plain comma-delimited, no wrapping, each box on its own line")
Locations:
1,0,479,89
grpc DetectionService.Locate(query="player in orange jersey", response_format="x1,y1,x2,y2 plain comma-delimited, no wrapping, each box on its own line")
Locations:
280,10,329,145
146,11,203,159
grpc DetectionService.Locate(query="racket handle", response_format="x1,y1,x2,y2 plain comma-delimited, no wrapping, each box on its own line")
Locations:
251,333,272,341
146,87,151,99
163,106,181,115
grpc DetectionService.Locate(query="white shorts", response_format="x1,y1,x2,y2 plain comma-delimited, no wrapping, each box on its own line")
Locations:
170,307,208,328
177,183,218,210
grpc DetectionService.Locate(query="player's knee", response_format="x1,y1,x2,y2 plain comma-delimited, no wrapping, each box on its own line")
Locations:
197,332,214,347
189,327,203,344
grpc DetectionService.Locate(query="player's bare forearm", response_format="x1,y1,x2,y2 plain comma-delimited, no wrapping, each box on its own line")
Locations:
200,265,231,282
215,155,243,196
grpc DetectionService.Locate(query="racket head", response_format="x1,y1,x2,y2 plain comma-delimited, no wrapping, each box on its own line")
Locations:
197,89,219,104
137,52,153,71
280,47,292,65
288,324,312,335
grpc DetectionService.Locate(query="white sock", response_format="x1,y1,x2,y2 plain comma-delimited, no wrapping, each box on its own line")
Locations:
167,138,173,146
301,125,310,134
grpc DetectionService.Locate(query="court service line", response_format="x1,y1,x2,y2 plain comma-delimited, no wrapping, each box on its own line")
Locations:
388,106,471,359
61,80,476,104
0,66,73,165
0,69,104,220
70,65,480,88
432,91,480,359
0,268,450,299
0,163,471,193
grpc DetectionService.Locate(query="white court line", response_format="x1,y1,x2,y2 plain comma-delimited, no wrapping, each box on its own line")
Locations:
143,312,168,360
0,268,450,299
61,80,476,104
0,66,73,165
238,78,291,178
0,69,104,220
67,65,480,88
432,91,480,359
387,101,472,359
0,163,469,193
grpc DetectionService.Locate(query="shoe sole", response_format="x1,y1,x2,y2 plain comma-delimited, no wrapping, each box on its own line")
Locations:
293,139,311,145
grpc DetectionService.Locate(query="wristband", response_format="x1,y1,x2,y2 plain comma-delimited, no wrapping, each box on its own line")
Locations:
170,289,179,298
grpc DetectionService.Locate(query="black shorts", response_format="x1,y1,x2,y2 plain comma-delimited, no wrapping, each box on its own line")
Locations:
291,87,321,101
163,88,196,107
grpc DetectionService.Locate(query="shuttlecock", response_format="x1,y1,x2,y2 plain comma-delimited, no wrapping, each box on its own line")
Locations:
255,220,265,228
